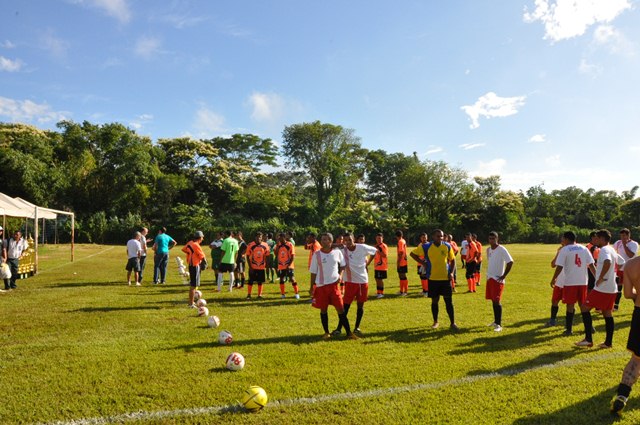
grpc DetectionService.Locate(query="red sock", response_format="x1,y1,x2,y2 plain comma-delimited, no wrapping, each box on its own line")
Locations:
279,284,285,295
247,285,253,295
400,279,408,292
421,279,428,292
294,285,299,294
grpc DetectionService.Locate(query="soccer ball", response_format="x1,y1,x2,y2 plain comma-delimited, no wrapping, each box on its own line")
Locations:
194,290,202,301
197,298,207,307
242,386,268,412
225,352,245,371
218,330,233,345
198,306,209,317
207,315,221,328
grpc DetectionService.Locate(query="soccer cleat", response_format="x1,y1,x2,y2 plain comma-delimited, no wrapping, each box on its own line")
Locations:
257,295,264,300
401,292,408,297
598,343,612,349
281,294,286,299
354,328,363,336
575,339,593,347
544,319,557,327
245,295,251,300
153,281,158,285
188,303,197,308
611,395,627,415
331,329,342,337
423,291,429,297
431,322,440,329
322,333,331,340
376,293,384,299
347,333,360,340
450,323,460,331
494,325,503,332
562,329,573,336
294,293,300,300
127,281,131,286
135,282,141,286
614,305,619,312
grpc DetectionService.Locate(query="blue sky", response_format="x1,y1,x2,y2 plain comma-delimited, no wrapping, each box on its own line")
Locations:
1,0,639,193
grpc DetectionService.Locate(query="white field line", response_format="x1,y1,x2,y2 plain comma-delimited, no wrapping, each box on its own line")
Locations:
37,246,116,273
40,351,626,425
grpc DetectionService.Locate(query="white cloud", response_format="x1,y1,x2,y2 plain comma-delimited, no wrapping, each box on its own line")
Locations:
0,96,69,123
461,92,526,129
528,134,547,143
578,58,603,76
523,0,632,42
0,56,23,72
193,105,226,137
593,24,634,56
424,146,443,155
134,36,162,59
630,146,640,152
471,158,507,177
1,40,16,49
248,92,284,123
459,143,485,150
153,13,208,29
545,154,561,167
41,29,69,59
129,113,153,130
70,0,131,24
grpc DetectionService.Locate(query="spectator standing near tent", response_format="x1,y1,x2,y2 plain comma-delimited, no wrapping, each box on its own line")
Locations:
3,230,28,290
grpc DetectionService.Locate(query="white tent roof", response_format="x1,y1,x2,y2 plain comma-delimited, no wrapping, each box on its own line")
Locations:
0,193,58,219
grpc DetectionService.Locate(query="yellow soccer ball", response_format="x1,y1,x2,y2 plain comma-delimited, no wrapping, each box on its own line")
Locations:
242,385,268,412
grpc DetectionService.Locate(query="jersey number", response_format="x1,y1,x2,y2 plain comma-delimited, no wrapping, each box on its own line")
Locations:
574,254,582,267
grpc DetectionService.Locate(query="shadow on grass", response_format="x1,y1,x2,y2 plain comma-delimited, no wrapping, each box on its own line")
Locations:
466,348,591,377
172,333,326,351
513,386,624,425
70,306,162,313
51,281,129,288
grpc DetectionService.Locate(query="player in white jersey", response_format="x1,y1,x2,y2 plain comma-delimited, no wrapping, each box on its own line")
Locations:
331,233,378,337
613,228,639,311
309,232,357,340
549,231,595,336
485,232,514,332
576,229,624,348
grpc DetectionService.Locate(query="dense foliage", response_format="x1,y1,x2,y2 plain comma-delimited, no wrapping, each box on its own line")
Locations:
0,121,637,244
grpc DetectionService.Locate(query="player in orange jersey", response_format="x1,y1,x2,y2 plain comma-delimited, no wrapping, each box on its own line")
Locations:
246,232,270,300
305,233,322,270
473,234,482,287
276,232,299,299
465,233,479,292
396,230,409,296
372,233,388,299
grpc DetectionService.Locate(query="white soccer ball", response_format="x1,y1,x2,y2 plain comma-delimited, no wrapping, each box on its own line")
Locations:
207,315,221,328
226,352,245,371
218,330,233,345
194,290,202,301
197,298,207,307
198,306,209,317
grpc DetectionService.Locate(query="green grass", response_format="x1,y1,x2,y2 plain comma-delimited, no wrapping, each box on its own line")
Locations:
1,243,638,424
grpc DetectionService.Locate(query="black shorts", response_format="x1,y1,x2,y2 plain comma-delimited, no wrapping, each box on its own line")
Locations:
627,307,640,357
189,265,200,287
249,269,266,284
397,266,408,274
428,280,453,298
278,269,295,279
374,270,387,280
236,258,245,273
125,257,140,272
219,263,235,273
475,261,482,273
465,261,477,279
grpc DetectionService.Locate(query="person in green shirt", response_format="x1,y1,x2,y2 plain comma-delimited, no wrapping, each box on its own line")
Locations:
217,230,239,292
209,231,224,282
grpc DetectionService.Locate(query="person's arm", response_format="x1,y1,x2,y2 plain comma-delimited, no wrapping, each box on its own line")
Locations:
169,238,176,249
588,263,596,277
409,252,423,265
550,265,563,288
623,241,637,259
596,259,612,287
499,261,514,282
309,273,317,295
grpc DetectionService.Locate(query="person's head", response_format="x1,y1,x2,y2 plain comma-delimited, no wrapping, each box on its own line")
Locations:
13,230,21,240
158,226,167,235
356,234,365,244
375,232,384,244
335,234,344,245
448,234,455,242
419,232,427,244
194,230,204,242
236,231,243,241
306,232,317,244
140,227,148,236
320,232,333,250
444,234,451,242
589,231,597,243
596,229,612,247
432,229,444,244
278,232,286,243
561,231,576,245
216,231,223,239
133,231,141,240
488,231,499,247
267,232,273,239
254,232,263,243
224,230,232,238
0,226,4,238
286,231,294,239
465,233,472,242
344,232,355,248
620,228,631,243
395,230,403,240
472,233,478,241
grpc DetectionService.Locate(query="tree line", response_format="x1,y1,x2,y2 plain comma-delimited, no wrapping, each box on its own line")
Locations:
0,120,638,244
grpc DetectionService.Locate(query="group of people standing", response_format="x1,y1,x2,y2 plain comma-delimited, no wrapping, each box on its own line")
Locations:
1,227,28,292
124,227,177,286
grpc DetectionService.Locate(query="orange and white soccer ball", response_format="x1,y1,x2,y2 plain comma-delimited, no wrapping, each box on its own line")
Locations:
225,352,245,371
194,290,202,301
197,298,207,307
207,315,221,328
198,306,209,317
218,330,233,345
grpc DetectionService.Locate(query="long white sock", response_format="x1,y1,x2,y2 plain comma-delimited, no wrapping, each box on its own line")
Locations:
229,273,235,291
217,273,223,291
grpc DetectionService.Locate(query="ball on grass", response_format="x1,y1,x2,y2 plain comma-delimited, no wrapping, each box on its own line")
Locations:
218,330,233,345
207,315,221,328
198,306,209,317
197,298,207,307
225,352,245,371
194,290,202,301
242,386,268,412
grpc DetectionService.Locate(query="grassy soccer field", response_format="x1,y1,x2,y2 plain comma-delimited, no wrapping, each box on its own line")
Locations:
1,243,638,424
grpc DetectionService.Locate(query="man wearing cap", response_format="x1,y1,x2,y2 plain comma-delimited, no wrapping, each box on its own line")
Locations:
3,230,28,290
182,231,206,307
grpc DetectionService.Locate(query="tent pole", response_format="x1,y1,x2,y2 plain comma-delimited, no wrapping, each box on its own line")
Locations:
34,207,39,274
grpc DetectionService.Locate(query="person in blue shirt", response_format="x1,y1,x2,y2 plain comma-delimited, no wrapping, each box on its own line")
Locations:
152,227,177,284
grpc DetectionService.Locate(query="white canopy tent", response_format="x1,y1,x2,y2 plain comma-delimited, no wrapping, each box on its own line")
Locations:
0,192,75,272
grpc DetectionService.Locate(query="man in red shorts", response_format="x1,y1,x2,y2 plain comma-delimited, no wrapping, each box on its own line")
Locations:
549,231,595,336
610,253,640,414
485,231,514,332
576,229,623,348
331,232,377,337
309,232,357,340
